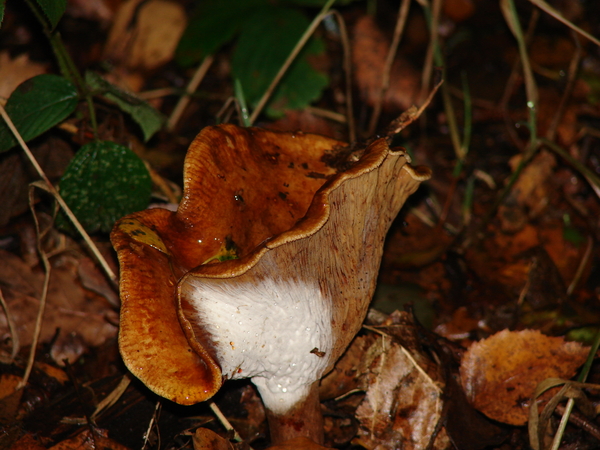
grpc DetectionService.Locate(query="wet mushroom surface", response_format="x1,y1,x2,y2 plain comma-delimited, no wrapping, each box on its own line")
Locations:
111,123,430,444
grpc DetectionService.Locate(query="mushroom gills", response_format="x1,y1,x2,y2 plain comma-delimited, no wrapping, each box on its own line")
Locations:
183,276,333,415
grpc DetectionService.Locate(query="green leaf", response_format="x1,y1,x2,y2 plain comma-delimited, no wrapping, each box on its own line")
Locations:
58,140,152,234
0,74,78,153
35,0,67,30
176,0,268,67
85,71,165,142
0,0,5,29
232,6,328,117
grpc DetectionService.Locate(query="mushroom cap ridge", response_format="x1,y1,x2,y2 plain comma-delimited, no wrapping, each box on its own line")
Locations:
112,124,430,406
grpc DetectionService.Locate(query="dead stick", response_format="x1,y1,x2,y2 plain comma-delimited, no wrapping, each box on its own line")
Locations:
167,55,214,131
18,186,52,390
0,104,117,285
368,0,411,136
249,0,336,125
329,10,355,143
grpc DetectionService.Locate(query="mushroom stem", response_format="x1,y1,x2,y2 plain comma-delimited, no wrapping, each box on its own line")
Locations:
265,381,324,445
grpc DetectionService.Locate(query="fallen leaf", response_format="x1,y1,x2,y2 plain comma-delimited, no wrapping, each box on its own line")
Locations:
499,150,556,233
49,428,129,450
443,0,476,22
104,0,187,82
66,0,114,24
10,433,47,450
460,329,589,425
353,312,450,450
193,428,234,450
319,334,376,400
0,374,22,401
267,437,334,450
0,250,118,365
0,51,47,100
352,15,420,113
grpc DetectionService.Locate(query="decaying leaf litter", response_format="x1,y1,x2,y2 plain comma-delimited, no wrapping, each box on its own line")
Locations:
1,0,600,449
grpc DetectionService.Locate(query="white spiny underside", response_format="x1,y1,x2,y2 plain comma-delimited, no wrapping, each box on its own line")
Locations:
185,277,333,414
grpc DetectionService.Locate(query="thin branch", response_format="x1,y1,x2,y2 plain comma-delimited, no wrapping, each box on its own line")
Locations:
18,186,52,390
167,55,215,131
0,104,117,285
0,287,19,362
527,0,600,47
328,10,355,143
367,0,411,136
249,0,337,125
567,235,594,296
209,401,248,445
546,31,582,142
418,0,442,106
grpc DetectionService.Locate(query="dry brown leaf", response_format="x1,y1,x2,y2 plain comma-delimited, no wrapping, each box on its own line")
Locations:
11,433,47,450
0,374,22,401
0,250,118,364
499,150,556,233
354,336,450,450
193,428,234,450
352,312,450,450
78,255,119,307
460,329,589,425
0,137,73,228
443,0,476,22
319,334,376,400
66,0,115,24
0,51,47,100
434,306,480,342
104,0,186,91
267,109,344,141
351,15,420,113
267,437,334,450
34,362,69,384
49,428,130,450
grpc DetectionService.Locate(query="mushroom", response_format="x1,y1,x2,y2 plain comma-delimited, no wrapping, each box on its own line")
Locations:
111,124,430,444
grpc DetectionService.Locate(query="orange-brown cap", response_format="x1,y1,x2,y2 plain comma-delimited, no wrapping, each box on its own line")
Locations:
111,124,430,407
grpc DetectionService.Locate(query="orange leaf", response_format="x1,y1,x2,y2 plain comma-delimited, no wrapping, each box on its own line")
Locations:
460,329,589,425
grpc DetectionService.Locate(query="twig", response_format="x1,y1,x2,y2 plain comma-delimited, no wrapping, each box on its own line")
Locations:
142,401,162,450
527,0,600,48
146,162,180,204
18,186,52,390
138,87,178,100
546,31,582,142
167,55,215,131
305,106,346,123
91,374,131,420
567,235,594,296
418,0,442,106
470,0,540,237
249,0,337,125
554,402,600,442
540,138,600,195
499,10,539,111
328,10,355,143
209,401,246,444
0,104,117,286
362,325,441,393
215,96,236,124
367,0,411,136
0,287,19,362
385,77,443,137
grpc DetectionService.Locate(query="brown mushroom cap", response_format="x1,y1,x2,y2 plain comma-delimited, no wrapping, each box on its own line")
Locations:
111,124,430,407
112,125,346,404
